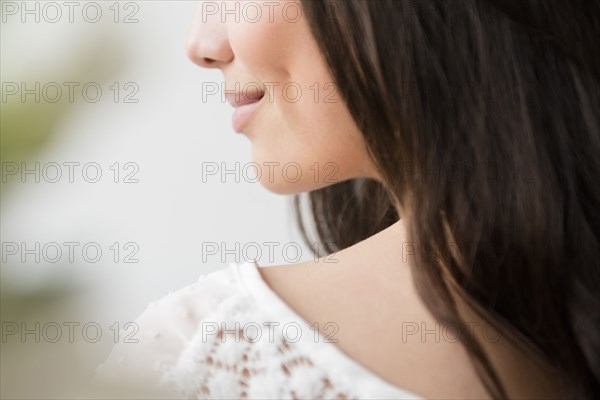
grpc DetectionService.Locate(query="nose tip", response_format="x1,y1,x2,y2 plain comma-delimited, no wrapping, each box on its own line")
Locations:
187,1,234,70
186,34,234,68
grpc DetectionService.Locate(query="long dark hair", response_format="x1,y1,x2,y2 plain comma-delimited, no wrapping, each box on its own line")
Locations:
296,1,600,398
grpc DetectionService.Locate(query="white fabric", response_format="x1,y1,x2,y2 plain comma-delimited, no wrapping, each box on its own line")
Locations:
91,261,423,399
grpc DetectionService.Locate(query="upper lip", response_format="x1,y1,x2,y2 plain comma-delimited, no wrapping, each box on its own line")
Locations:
225,87,265,108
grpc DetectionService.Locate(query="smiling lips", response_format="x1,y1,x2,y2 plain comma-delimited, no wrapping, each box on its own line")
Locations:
225,87,266,133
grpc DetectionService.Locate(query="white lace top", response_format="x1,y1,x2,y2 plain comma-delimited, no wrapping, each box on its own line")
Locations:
90,261,423,399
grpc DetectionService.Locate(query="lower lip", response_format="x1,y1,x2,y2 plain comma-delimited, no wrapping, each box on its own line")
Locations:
232,98,264,133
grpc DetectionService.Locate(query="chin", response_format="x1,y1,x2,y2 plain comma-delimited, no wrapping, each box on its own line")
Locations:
258,180,302,195
248,131,368,195
249,157,334,195
257,178,333,195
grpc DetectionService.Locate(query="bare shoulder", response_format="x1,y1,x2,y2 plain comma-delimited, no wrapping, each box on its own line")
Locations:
257,258,332,293
253,224,494,399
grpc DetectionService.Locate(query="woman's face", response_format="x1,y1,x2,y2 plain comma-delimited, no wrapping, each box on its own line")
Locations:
187,0,378,193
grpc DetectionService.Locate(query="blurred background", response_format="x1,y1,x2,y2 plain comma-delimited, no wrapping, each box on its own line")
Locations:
1,1,310,397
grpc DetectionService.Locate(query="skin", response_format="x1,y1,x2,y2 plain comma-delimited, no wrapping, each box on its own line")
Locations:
187,1,563,398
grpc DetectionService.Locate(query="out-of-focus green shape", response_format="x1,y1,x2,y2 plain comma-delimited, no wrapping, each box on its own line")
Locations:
1,20,128,191
1,100,69,166
0,278,81,319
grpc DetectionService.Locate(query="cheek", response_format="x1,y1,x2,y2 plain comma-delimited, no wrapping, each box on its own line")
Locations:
228,3,371,194
250,81,370,194
228,2,302,75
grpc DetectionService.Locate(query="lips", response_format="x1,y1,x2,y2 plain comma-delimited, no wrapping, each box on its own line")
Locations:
225,86,266,133
225,87,265,108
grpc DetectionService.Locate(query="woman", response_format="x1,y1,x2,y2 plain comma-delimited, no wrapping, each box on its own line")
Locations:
92,1,600,398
